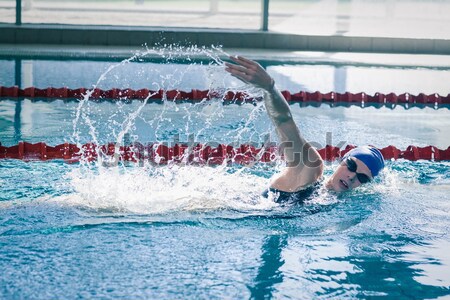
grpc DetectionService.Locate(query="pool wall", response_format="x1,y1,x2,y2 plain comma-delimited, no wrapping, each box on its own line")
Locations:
2,24,450,55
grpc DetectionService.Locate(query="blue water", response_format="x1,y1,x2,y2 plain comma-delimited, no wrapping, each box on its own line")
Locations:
1,53,450,299
1,158,449,299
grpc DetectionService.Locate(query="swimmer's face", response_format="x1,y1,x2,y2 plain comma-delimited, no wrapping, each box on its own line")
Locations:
326,157,373,193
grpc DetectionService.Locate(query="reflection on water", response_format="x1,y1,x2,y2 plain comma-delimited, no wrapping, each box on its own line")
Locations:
344,234,449,299
249,235,287,300
247,233,450,299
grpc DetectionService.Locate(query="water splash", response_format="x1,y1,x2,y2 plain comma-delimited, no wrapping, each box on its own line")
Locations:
65,44,274,214
59,164,276,214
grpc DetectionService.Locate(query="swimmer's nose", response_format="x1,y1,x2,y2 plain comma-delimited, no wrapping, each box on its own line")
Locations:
348,172,357,182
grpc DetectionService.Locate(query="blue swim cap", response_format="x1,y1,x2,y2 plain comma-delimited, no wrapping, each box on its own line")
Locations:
344,146,385,177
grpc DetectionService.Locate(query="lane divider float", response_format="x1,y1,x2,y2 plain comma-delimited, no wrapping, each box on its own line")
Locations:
1,86,449,107
1,142,449,163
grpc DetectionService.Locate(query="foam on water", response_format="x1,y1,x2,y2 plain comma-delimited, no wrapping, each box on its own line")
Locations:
56,164,276,214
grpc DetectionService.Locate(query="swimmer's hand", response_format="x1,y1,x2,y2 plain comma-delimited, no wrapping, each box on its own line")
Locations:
225,56,275,91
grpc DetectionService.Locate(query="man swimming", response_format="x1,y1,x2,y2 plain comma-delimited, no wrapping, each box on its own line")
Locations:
225,56,384,203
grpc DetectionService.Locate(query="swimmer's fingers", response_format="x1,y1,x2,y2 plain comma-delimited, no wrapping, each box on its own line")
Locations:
225,69,251,83
229,56,258,69
225,62,251,83
228,73,251,85
225,62,251,76
225,64,254,83
228,71,251,83
225,58,273,90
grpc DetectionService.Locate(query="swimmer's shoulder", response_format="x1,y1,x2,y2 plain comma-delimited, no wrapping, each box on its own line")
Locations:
269,164,323,192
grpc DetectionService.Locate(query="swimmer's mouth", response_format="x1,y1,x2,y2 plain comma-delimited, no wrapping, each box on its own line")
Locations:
340,179,349,190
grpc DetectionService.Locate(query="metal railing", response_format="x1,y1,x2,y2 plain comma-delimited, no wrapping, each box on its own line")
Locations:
14,0,271,31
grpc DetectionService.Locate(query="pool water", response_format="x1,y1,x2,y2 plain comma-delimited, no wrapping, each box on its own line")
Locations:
1,50,450,299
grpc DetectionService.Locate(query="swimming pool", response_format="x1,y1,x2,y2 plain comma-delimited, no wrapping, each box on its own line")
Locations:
1,49,450,299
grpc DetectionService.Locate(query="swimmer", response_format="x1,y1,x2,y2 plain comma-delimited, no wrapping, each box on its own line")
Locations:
225,56,384,203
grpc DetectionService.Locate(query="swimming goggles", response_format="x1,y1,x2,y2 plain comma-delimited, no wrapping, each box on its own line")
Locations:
345,157,371,184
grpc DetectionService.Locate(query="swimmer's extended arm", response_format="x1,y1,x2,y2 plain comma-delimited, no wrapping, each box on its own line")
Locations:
225,56,323,191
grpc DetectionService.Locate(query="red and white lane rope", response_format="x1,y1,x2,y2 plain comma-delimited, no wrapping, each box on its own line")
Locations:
1,142,449,163
1,86,449,107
